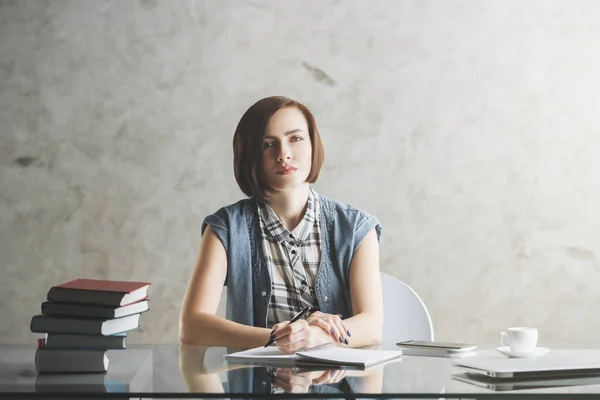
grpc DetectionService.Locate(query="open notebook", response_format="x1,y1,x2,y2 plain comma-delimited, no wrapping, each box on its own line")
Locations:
224,343,402,368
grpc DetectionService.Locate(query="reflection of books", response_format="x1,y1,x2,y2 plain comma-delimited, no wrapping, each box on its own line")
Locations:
35,349,153,393
225,343,402,369
42,300,149,319
453,372,600,392
35,344,108,374
35,374,111,393
45,333,127,350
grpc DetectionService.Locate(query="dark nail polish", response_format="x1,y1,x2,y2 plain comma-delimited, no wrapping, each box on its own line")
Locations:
270,334,275,340
270,330,275,335
338,313,343,318
344,338,349,345
330,328,334,335
347,330,351,337
330,370,334,376
339,336,343,342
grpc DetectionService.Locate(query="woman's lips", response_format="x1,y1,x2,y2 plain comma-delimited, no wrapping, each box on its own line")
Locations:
276,167,297,175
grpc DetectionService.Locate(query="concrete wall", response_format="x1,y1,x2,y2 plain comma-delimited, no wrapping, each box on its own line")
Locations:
2,0,600,347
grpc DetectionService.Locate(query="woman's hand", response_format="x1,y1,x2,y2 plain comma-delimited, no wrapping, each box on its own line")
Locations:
306,311,350,345
271,320,334,354
270,368,347,393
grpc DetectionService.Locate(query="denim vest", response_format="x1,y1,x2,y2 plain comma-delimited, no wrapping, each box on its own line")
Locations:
201,194,382,328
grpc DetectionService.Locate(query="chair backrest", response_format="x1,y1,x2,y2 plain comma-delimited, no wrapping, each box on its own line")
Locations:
380,272,434,348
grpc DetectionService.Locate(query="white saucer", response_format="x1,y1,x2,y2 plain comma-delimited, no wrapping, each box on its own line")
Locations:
496,346,550,358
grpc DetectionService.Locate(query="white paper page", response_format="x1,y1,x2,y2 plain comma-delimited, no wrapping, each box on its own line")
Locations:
296,348,402,366
224,346,298,361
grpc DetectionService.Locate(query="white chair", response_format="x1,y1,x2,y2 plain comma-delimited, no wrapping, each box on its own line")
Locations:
380,272,434,348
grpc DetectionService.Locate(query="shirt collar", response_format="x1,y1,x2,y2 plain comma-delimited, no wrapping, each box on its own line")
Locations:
258,189,319,244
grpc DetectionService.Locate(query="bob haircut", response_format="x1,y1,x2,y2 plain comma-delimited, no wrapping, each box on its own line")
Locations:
233,96,325,199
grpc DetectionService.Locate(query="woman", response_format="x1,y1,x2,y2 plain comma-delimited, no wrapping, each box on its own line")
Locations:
179,96,383,354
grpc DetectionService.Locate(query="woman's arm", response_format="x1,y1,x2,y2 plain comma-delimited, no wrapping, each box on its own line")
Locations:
307,228,383,347
343,227,383,346
179,225,271,347
279,228,383,350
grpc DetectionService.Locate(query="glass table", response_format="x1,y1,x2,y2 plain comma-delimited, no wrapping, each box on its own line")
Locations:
2,343,600,398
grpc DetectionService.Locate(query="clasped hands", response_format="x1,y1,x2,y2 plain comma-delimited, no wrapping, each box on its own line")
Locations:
270,311,351,354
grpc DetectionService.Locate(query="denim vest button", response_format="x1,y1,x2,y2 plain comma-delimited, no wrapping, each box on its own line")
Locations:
260,291,267,297
323,295,328,301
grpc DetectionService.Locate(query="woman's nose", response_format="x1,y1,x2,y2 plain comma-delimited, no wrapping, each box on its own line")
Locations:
277,144,292,162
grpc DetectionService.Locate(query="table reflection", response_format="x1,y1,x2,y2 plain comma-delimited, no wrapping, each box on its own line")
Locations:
178,345,383,395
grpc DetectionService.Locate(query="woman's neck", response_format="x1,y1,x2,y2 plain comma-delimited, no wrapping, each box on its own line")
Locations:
265,185,310,231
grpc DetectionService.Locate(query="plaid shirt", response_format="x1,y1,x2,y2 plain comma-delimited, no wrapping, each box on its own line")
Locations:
257,189,322,327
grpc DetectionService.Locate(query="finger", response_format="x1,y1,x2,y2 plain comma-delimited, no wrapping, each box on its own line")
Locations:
305,370,328,380
276,341,296,355
325,318,343,343
271,321,290,335
275,370,312,390
275,320,310,345
312,370,333,384
308,318,333,336
277,368,294,375
277,337,308,354
307,311,325,321
330,369,346,383
277,319,309,338
336,317,351,340
271,380,294,393
309,317,339,341
332,318,347,344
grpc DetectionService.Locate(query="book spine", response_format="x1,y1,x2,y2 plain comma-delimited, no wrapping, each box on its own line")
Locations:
31,316,105,335
45,334,126,350
42,302,114,319
47,287,124,307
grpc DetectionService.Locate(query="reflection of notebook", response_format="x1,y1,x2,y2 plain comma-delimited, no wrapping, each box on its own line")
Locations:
455,351,600,379
225,343,402,368
453,372,600,392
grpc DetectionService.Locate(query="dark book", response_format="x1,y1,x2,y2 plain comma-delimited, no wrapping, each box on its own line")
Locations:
30,313,140,336
47,278,151,307
45,332,127,350
42,299,149,319
35,339,108,374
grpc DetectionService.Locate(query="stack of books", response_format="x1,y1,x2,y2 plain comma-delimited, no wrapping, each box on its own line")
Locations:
30,278,151,374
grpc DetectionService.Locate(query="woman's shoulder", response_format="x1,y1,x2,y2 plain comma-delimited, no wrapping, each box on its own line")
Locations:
317,193,382,241
318,193,372,217
207,198,255,221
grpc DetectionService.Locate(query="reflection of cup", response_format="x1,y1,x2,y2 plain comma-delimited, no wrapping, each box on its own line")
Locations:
499,327,538,354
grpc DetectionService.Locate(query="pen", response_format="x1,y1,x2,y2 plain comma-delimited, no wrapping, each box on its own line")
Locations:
264,306,315,347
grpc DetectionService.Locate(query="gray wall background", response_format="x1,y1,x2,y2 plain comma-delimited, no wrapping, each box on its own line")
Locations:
1,0,600,346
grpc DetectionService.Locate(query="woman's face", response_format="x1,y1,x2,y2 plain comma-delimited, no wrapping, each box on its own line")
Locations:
261,107,313,192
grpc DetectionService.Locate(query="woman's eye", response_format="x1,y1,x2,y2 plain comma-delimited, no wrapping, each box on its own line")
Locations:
264,142,274,148
292,136,304,142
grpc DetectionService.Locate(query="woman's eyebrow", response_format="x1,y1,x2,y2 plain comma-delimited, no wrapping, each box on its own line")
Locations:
264,129,304,139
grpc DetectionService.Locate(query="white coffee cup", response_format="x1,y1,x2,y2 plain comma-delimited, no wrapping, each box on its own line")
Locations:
499,327,538,354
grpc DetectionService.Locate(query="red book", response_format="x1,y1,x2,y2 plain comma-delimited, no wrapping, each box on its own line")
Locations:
47,278,151,307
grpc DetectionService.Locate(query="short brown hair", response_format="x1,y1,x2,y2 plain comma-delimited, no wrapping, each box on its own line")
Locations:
233,96,325,199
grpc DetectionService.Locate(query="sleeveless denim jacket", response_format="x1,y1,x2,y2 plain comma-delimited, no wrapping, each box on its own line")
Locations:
201,194,382,328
